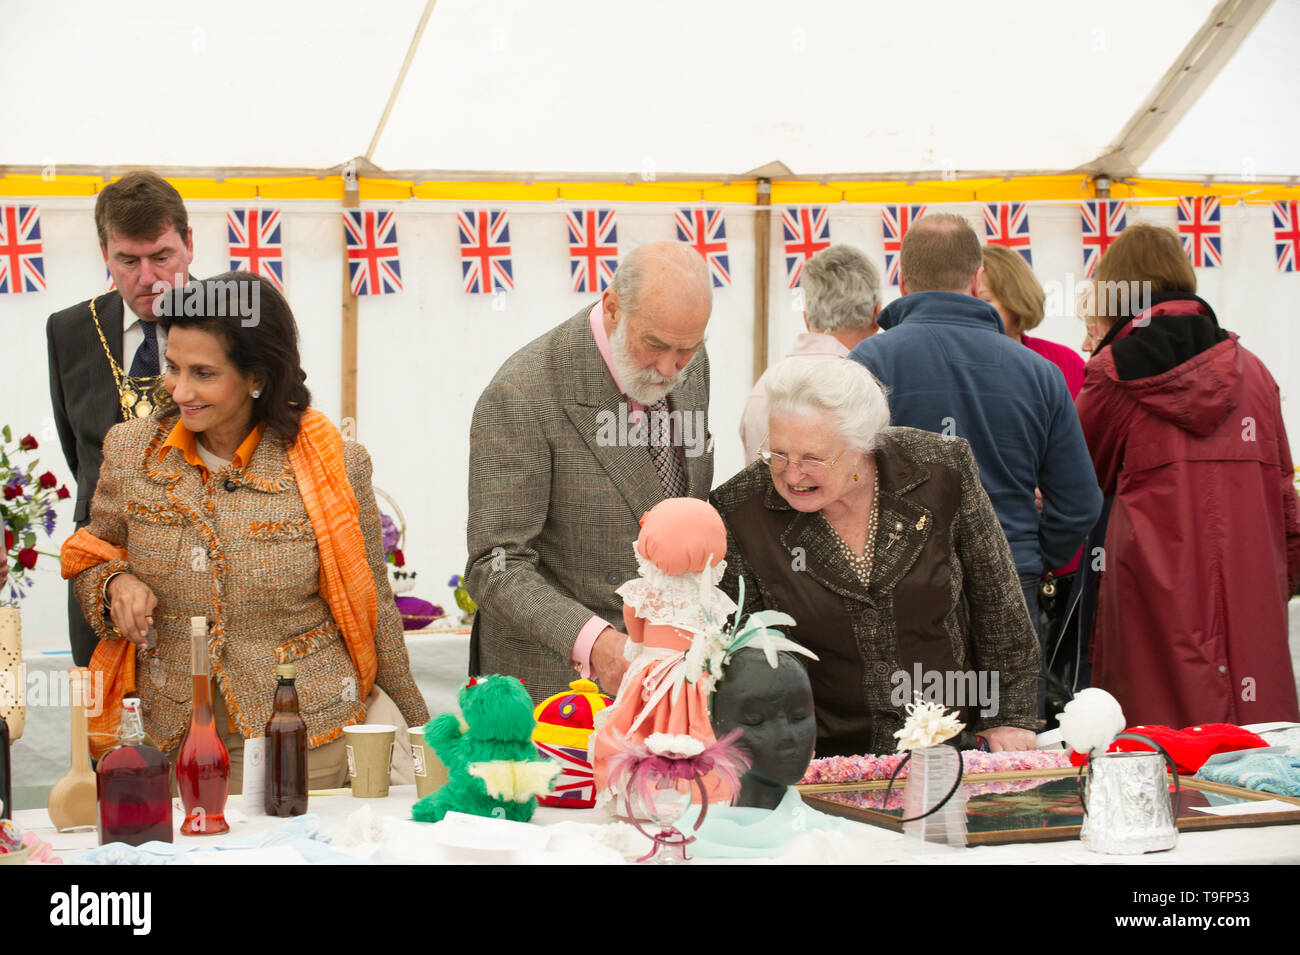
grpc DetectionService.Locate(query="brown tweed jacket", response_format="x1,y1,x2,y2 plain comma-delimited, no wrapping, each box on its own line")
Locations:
466,306,713,702
73,414,429,752
710,427,1040,757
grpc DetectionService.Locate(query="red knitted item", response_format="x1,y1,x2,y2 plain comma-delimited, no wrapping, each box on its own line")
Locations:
1068,723,1268,774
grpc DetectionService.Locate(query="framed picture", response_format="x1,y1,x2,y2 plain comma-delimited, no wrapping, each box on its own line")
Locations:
798,768,1300,846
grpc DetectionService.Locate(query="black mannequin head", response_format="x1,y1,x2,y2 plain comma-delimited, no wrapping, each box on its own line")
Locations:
711,648,817,809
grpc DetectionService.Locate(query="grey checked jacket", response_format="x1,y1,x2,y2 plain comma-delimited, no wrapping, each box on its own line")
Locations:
466,307,713,702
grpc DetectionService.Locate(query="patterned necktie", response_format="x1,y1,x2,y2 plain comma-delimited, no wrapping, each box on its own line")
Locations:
129,320,159,379
644,397,688,498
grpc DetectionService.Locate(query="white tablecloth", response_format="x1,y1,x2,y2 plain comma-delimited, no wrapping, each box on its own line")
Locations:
10,784,1300,865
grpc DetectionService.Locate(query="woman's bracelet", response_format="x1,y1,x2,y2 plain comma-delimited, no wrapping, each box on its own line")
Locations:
102,571,123,610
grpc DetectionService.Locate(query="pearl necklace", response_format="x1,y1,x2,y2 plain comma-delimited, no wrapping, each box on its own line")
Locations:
824,469,880,585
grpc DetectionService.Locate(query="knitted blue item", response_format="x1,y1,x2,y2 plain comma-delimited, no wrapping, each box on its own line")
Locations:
1195,747,1300,798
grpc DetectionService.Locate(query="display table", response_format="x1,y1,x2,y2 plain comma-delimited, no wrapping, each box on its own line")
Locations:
9,784,1300,865
8,628,473,810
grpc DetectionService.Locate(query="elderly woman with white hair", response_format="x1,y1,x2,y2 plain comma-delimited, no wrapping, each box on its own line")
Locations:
711,356,1041,756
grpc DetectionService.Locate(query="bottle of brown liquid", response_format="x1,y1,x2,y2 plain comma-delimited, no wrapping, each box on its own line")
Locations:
265,663,308,817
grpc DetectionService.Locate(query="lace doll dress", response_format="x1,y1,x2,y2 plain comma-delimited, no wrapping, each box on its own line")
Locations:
590,550,737,800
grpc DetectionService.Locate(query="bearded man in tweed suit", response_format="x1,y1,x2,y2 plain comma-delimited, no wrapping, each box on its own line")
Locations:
467,242,715,701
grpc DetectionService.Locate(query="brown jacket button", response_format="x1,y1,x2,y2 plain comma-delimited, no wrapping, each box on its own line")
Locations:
864,609,879,625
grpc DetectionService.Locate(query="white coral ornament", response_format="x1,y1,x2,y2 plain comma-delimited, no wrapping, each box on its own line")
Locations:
894,693,965,752
1057,688,1126,757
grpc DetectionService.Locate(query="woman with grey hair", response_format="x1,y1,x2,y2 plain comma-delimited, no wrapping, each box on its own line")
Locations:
711,356,1041,756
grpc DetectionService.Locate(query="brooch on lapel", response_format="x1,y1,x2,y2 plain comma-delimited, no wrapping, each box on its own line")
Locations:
884,521,904,550
916,515,928,531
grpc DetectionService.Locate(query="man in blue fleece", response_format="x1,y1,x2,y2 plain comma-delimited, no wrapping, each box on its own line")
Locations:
850,213,1101,704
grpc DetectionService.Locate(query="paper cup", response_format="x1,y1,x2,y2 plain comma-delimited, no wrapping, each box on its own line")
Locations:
409,726,449,798
343,724,396,798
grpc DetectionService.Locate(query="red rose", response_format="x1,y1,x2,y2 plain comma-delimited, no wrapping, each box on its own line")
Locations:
392,549,406,568
38,471,58,489
16,548,37,570
2,484,20,501
56,485,71,500
18,434,37,450
4,530,12,551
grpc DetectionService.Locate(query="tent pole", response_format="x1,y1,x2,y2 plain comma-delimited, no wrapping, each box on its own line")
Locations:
342,182,359,429
752,178,771,385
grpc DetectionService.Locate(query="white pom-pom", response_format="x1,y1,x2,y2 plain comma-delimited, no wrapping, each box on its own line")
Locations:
1057,688,1126,757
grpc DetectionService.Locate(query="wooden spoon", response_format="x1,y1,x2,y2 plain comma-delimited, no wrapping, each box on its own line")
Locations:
47,667,98,830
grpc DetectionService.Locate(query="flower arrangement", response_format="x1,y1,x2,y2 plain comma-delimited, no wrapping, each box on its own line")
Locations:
800,749,1072,785
1,428,71,603
893,692,966,752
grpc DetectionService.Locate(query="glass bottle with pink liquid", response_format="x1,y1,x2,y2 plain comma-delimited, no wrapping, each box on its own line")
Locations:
175,616,230,835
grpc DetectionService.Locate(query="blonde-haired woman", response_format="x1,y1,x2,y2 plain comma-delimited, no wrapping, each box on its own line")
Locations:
979,245,1085,398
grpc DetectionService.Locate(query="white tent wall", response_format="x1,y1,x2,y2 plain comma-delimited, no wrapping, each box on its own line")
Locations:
3,199,1297,654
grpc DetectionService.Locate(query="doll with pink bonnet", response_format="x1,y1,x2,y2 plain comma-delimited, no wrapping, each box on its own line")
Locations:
590,497,737,800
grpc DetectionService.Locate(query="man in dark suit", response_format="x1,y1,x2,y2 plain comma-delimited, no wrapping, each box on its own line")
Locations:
46,171,193,664
466,242,715,701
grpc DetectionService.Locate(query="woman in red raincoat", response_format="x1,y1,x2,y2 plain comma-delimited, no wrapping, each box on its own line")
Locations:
1076,224,1300,728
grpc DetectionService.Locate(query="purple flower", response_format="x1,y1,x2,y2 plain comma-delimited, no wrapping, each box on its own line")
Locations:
380,513,398,554
43,507,56,536
448,574,461,588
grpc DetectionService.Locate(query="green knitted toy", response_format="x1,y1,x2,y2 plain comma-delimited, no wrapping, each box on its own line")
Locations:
412,674,560,823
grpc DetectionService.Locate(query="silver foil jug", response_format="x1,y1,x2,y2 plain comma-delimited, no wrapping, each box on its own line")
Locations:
1080,738,1178,855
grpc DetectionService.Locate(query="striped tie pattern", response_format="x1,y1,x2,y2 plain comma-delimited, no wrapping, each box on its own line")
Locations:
645,397,688,498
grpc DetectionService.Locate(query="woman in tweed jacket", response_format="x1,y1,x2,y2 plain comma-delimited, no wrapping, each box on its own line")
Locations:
68,274,427,786
711,357,1040,757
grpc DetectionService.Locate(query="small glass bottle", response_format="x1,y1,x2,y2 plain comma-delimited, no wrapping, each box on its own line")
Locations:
264,663,308,817
175,616,230,835
96,697,172,845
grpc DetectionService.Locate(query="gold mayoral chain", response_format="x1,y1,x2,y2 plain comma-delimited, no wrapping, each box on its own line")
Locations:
90,294,163,420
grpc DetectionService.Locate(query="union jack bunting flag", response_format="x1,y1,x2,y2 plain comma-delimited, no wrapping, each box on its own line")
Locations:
567,209,618,293
1272,201,1300,273
457,209,513,294
343,209,402,295
105,265,115,291
1176,197,1222,268
1080,200,1126,278
781,206,831,288
228,208,285,290
0,205,46,293
882,204,926,287
983,202,1033,265
675,207,731,287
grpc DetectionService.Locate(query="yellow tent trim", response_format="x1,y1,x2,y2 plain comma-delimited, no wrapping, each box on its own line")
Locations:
1,174,1297,204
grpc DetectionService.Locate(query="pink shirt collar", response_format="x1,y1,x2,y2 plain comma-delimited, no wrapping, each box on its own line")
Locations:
589,299,646,412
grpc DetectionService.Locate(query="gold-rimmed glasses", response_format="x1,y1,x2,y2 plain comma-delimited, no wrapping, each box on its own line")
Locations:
757,439,847,478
